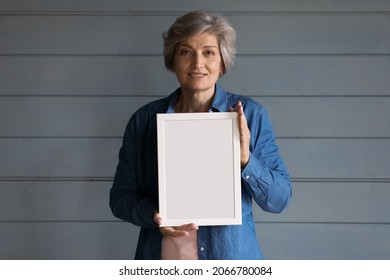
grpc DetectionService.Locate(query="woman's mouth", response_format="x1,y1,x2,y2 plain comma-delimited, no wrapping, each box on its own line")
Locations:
189,73,207,77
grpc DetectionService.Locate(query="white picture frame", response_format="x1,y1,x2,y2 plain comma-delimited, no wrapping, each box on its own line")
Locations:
157,112,242,227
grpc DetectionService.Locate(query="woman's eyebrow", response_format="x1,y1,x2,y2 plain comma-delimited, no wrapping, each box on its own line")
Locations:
203,45,218,49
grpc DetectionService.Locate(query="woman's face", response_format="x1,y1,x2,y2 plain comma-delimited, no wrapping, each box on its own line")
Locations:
173,32,223,95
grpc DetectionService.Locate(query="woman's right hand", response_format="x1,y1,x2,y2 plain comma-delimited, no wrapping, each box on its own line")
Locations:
153,212,198,237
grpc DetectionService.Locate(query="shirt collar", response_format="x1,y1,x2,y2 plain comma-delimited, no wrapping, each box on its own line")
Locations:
210,84,228,112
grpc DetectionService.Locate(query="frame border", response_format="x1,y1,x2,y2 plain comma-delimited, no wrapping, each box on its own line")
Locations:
157,112,242,226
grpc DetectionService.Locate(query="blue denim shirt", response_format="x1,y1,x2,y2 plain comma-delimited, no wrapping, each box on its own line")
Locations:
110,84,292,259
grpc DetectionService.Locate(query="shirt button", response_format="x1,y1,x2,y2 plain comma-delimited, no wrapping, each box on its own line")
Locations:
245,175,250,180
199,247,205,252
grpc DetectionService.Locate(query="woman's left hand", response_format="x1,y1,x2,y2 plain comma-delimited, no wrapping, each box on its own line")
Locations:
153,211,198,237
230,101,250,168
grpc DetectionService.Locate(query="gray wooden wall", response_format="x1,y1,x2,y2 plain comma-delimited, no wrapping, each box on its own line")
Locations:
1,0,389,259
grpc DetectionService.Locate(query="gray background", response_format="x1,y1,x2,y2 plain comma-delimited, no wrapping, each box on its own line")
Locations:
0,0,389,259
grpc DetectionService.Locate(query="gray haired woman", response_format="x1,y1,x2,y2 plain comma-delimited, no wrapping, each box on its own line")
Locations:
110,10,292,260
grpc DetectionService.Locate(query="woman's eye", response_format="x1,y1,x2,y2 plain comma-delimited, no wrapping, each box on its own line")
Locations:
205,50,215,56
179,49,192,56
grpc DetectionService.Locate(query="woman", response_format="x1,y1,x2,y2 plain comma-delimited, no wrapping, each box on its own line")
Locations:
110,10,292,260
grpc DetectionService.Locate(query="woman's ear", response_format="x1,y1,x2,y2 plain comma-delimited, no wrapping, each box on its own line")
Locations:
219,64,225,77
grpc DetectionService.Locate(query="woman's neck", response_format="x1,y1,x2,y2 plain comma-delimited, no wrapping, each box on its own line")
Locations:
175,87,215,113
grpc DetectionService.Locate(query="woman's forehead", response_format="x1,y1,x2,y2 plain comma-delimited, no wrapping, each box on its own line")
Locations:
178,32,219,47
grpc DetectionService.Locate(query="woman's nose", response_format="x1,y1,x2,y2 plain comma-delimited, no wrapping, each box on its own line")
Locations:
192,53,204,68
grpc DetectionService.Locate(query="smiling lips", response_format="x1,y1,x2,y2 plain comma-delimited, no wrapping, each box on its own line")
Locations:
189,73,207,77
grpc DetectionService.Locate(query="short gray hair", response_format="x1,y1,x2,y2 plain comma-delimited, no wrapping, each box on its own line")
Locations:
163,10,236,75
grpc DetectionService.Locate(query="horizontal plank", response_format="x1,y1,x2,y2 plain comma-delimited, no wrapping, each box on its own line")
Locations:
0,138,121,178
1,96,390,138
2,0,390,12
230,55,390,96
254,182,390,223
261,96,390,138
1,181,389,224
283,138,390,179
0,222,139,259
0,222,388,259
0,138,389,179
1,14,389,54
0,181,114,221
0,96,156,137
1,55,389,96
258,223,390,259
0,56,176,96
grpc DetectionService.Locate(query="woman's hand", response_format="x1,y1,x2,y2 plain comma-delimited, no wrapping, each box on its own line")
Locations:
230,100,251,168
153,212,198,237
